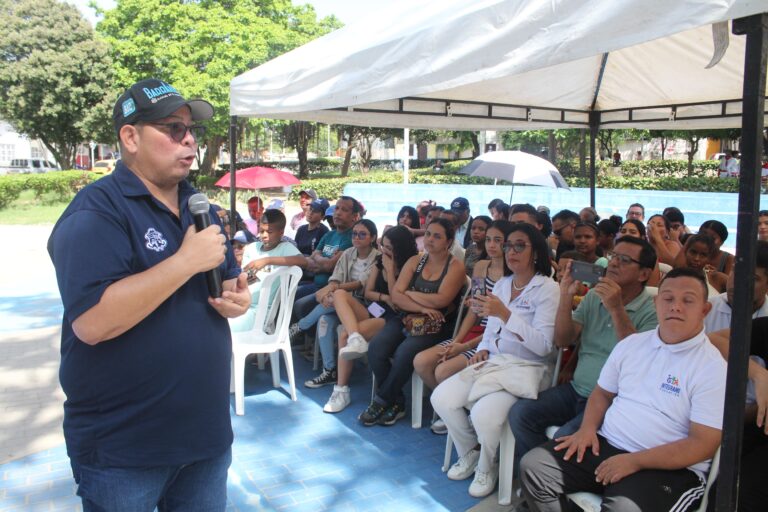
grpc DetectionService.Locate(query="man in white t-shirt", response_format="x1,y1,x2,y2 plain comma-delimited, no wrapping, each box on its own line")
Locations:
229,209,305,332
520,268,726,512
705,240,768,333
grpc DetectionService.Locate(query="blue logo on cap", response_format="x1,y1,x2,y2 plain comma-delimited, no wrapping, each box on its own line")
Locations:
122,98,136,117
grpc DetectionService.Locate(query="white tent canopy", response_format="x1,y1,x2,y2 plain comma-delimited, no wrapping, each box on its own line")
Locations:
230,0,768,131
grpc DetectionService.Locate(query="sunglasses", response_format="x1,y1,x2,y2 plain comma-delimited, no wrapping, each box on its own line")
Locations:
607,251,642,265
351,230,370,239
146,122,206,143
502,242,531,254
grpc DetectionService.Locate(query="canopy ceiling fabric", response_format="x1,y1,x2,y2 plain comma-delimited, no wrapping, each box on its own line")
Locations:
230,0,768,130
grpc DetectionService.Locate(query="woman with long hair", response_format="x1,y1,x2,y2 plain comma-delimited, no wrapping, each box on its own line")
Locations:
414,220,512,433
322,226,418,413
302,219,380,388
431,223,559,498
356,218,466,426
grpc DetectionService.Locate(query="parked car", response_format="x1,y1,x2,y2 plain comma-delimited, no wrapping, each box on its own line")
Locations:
92,159,118,175
0,158,59,175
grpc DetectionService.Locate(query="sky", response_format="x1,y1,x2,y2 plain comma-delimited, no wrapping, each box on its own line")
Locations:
66,0,371,27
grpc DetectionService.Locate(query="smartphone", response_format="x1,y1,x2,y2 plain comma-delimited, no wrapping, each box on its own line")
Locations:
470,276,485,313
367,301,386,318
570,260,606,285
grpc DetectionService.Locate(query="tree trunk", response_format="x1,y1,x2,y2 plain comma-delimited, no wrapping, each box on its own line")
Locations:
660,137,667,160
296,122,309,179
200,135,225,175
470,132,480,158
42,139,74,169
687,138,699,177
579,129,587,176
358,136,373,174
548,131,557,164
341,145,353,177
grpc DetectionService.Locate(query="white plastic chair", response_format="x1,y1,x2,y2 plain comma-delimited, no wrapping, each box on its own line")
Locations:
411,275,473,429
566,447,720,512
442,347,564,506
231,266,303,416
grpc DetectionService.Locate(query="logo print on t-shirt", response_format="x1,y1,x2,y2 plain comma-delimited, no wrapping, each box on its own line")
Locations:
660,374,681,396
145,228,168,252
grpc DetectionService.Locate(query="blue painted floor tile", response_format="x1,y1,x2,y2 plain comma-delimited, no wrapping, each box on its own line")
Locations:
1,351,480,511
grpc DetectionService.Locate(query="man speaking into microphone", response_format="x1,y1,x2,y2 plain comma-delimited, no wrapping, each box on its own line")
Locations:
47,78,250,511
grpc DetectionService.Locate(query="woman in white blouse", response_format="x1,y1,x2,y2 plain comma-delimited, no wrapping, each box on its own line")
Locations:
430,223,560,498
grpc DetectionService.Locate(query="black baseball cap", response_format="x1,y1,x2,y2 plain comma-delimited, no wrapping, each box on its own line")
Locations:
450,197,470,211
309,198,330,213
113,78,214,136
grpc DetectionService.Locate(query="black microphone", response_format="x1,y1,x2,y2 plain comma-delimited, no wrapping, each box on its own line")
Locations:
188,193,223,298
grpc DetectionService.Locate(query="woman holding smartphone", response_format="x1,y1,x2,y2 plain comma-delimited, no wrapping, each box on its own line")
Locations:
431,223,559,498
321,226,418,413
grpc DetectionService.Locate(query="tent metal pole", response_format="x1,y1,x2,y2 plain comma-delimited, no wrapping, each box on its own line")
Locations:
403,128,410,185
229,115,238,235
715,13,768,512
588,111,599,208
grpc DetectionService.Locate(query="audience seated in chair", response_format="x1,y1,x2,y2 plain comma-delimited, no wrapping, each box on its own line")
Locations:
508,236,658,477
703,240,768,333
360,218,466,427
229,210,305,333
520,268,726,512
431,223,560,498
414,220,512,433
300,219,379,389
322,226,418,413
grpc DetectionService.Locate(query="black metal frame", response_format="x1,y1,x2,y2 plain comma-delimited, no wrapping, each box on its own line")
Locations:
329,95,767,127
715,13,767,512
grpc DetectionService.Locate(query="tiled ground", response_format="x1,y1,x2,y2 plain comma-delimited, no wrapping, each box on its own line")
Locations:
0,351,484,512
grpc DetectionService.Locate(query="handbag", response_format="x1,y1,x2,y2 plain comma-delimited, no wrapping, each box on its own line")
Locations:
403,313,443,336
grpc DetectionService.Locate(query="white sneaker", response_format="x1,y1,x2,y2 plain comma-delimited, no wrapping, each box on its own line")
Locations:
323,385,350,413
339,332,369,360
430,418,448,435
447,447,480,481
468,465,499,498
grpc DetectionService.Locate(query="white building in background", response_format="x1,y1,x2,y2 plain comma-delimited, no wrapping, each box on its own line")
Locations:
0,120,56,166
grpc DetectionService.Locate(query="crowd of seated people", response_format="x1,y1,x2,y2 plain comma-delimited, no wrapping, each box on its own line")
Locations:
217,190,764,510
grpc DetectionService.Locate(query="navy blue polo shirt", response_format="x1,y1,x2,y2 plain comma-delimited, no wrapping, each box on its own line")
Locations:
48,162,239,468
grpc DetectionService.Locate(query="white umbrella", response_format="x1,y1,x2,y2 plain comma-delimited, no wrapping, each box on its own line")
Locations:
461,150,570,202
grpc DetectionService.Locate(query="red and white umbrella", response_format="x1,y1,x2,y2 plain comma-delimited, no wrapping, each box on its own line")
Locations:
215,166,300,190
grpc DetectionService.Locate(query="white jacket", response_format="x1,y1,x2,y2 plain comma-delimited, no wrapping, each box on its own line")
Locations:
476,273,559,364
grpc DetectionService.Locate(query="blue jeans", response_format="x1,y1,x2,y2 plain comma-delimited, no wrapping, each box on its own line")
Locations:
508,383,588,475
71,448,231,512
298,303,335,331
316,313,341,369
368,315,451,406
294,283,319,301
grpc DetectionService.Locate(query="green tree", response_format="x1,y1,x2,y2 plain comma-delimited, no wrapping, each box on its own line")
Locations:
0,0,115,169
97,0,341,175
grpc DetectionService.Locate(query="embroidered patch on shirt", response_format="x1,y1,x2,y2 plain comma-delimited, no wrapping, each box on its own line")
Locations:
660,374,681,396
145,228,168,252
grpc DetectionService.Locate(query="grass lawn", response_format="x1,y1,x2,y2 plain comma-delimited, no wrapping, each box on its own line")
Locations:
0,190,71,224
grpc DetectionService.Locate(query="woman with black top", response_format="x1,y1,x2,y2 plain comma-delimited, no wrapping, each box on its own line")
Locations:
356,218,466,426
322,226,418,414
